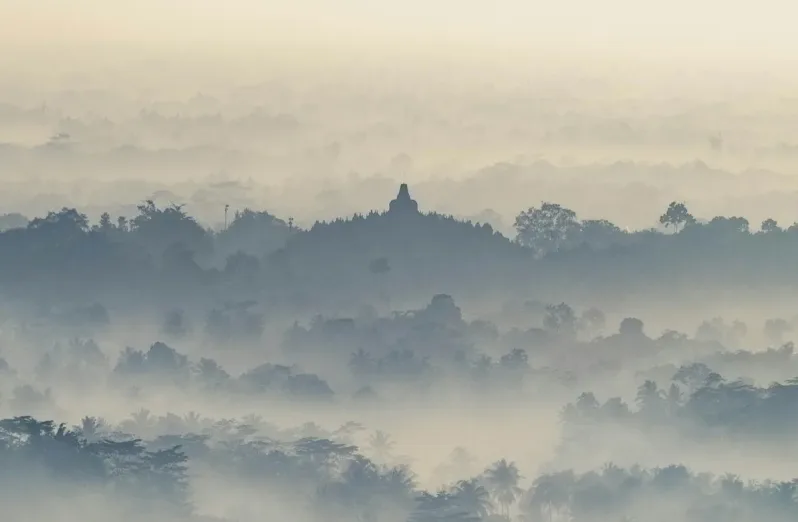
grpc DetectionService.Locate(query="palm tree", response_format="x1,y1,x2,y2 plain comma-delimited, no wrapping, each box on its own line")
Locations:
78,416,106,442
369,430,396,463
380,464,417,498
183,411,204,432
120,408,155,436
524,471,574,522
453,479,493,518
484,459,523,517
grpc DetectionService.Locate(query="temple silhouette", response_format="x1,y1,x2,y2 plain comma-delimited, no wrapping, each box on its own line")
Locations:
388,183,419,214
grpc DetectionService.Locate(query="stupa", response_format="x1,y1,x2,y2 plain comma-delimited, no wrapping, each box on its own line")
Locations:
388,183,419,214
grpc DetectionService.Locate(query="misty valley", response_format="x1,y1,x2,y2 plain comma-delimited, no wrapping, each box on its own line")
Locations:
5,3,798,516
0,183,797,522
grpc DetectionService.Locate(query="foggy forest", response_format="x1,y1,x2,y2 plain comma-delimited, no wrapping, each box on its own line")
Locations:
4,1,798,521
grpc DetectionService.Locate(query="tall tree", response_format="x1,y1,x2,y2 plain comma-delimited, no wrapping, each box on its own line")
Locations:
369,430,396,463
453,479,494,518
761,218,780,233
484,459,523,517
543,303,578,339
514,203,580,256
131,200,211,260
659,202,695,232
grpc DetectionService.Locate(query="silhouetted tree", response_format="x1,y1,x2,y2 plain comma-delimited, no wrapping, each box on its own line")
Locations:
484,459,523,517
659,202,695,232
514,203,580,256
131,200,211,261
543,303,578,339
618,317,645,337
761,218,781,233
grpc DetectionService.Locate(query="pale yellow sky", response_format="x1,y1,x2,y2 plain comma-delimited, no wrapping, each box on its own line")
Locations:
2,0,797,65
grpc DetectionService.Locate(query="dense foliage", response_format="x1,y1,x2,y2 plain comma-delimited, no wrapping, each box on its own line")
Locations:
2,189,798,521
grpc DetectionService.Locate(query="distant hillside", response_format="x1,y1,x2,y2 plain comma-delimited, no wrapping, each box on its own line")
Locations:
267,185,530,307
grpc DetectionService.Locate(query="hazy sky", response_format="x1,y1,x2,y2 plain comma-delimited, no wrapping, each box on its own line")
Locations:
3,0,797,65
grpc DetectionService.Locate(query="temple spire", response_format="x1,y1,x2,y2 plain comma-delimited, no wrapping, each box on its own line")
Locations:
388,183,419,214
